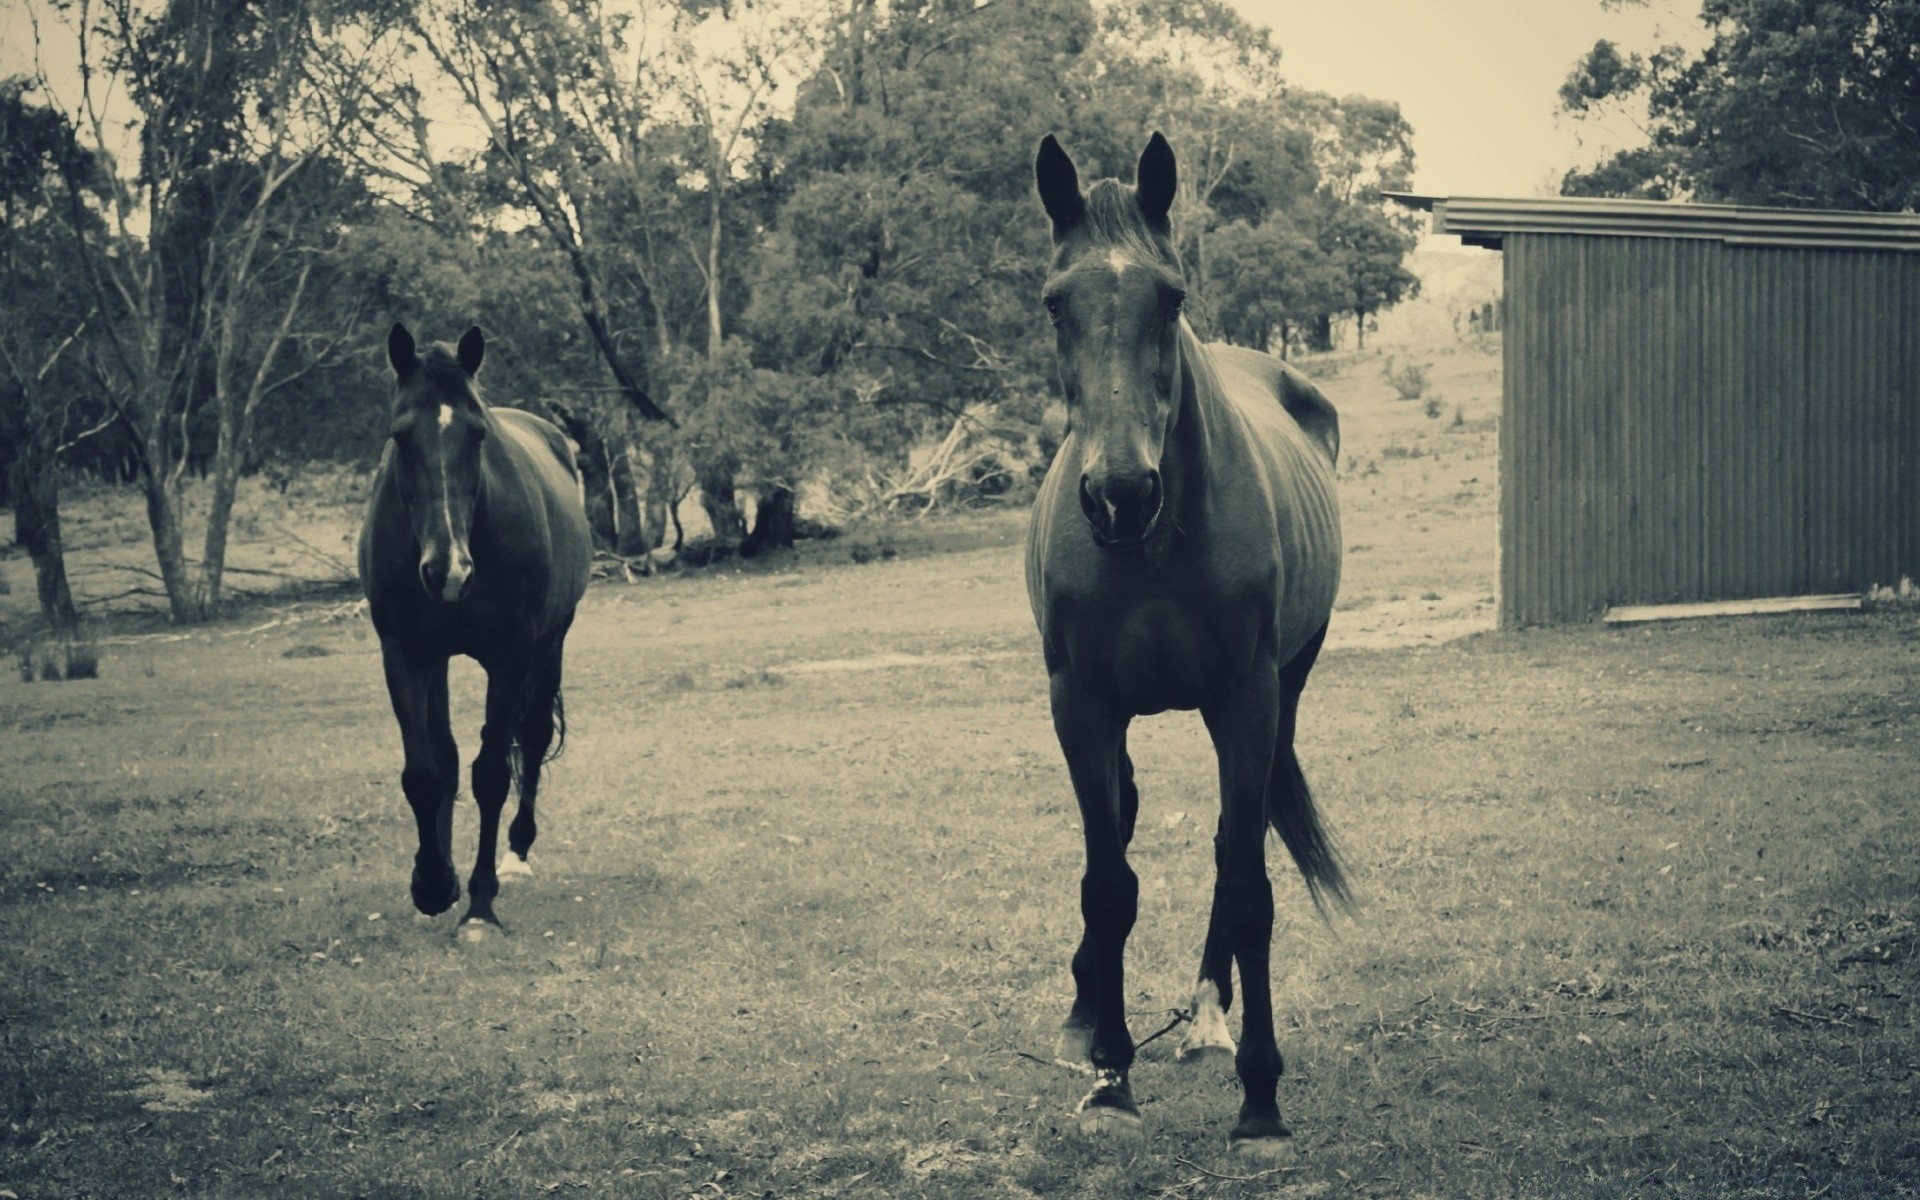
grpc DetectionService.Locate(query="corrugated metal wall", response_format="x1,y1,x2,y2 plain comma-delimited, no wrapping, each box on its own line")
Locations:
1501,233,1920,626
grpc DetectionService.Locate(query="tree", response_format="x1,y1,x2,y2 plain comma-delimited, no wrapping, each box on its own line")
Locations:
1207,217,1345,356
39,0,374,620
0,78,98,633
1559,0,1920,210
1322,201,1419,350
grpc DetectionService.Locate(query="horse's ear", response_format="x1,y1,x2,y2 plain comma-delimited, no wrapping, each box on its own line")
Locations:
1135,131,1176,230
387,322,417,377
457,326,485,376
1035,134,1084,237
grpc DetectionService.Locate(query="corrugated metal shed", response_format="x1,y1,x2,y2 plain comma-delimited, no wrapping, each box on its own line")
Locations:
1387,194,1920,626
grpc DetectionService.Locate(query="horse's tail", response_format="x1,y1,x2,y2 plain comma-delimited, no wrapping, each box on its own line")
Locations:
1266,763,1352,916
545,688,567,765
506,687,568,799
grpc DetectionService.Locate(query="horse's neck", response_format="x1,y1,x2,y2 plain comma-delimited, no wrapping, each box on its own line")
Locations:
1163,325,1224,511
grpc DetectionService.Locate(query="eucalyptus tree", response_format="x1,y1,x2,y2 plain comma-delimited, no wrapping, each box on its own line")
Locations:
35,0,377,620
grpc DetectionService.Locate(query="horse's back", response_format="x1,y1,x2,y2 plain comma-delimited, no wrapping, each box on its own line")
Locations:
1201,341,1341,660
493,406,593,615
1206,342,1339,466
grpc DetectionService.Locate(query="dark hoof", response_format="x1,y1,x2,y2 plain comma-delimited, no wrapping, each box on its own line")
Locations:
1228,1112,1293,1157
411,868,460,916
1074,1072,1142,1139
1055,1016,1094,1062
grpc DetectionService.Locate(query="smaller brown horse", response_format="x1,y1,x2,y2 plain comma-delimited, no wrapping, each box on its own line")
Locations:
359,323,592,937
1027,133,1350,1154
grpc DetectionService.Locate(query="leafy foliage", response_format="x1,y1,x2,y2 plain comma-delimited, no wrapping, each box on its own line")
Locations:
1560,0,1920,209
4,0,1426,592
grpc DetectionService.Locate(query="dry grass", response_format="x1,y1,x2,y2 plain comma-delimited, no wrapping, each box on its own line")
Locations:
2,524,1917,1197
5,341,1917,1197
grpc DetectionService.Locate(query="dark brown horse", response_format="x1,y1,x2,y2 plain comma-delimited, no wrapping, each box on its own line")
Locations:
359,324,592,938
1027,133,1349,1154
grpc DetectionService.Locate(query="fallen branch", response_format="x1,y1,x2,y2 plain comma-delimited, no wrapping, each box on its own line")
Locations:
1009,1050,1091,1076
1773,1005,1849,1027
1172,1156,1297,1181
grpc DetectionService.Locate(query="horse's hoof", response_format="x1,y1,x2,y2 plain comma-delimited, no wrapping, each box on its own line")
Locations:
1178,983,1236,1061
1227,1114,1293,1157
457,917,502,943
1073,1071,1141,1139
1055,1018,1094,1062
411,873,460,916
497,853,533,879
1175,1038,1235,1063
1076,1104,1145,1138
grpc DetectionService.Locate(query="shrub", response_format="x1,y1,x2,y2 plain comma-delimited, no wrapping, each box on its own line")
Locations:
1381,355,1430,400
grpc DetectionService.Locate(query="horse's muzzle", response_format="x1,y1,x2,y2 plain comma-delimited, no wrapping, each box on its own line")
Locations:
1080,470,1162,553
419,554,473,603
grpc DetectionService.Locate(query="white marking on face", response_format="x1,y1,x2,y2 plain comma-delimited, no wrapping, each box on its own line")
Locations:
430,409,471,602
1107,247,1133,276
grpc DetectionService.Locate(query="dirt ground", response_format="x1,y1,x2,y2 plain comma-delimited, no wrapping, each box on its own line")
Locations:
1,338,1505,652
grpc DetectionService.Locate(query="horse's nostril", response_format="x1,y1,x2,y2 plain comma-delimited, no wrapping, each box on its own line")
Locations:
1079,475,1103,527
1144,469,1163,515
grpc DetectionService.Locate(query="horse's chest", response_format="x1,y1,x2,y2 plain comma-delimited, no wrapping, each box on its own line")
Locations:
1068,596,1257,715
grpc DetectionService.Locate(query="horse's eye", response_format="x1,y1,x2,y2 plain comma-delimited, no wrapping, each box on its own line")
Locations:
1044,295,1063,322
1169,292,1186,314
469,425,487,444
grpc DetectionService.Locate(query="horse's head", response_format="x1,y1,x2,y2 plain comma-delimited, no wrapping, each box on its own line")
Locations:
385,322,489,603
1035,131,1186,553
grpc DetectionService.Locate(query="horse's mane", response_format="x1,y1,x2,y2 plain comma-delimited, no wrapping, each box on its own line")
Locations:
416,345,484,405
1081,179,1181,271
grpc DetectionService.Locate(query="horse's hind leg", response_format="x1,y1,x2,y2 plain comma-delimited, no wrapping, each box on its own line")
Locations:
428,665,459,866
459,652,529,937
1200,656,1289,1155
1060,731,1140,1061
1183,627,1326,1065
1178,864,1237,1061
381,643,461,916
505,623,568,874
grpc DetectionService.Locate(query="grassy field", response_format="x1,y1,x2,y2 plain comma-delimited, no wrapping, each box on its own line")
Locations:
5,340,1919,1197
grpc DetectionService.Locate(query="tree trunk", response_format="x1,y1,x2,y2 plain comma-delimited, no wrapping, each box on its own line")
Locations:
740,486,796,558
699,467,746,543
1310,314,1333,353
550,402,618,550
641,450,671,552
142,472,204,624
706,172,725,357
199,455,240,612
8,432,78,633
1354,308,1367,350
610,431,648,557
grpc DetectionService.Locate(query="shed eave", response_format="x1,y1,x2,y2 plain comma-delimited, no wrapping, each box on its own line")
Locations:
1389,194,1920,252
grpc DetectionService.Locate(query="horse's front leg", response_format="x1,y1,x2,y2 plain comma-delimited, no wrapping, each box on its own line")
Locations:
381,642,460,916
459,650,529,938
1049,672,1140,1136
1058,732,1140,1061
1200,657,1288,1155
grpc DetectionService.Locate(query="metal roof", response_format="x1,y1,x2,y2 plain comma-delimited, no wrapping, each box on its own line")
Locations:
1382,192,1920,252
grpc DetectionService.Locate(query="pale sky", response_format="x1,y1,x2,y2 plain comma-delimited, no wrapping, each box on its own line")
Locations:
1228,0,1709,198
